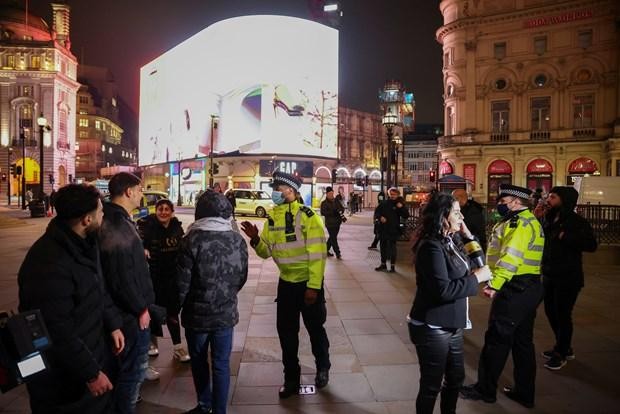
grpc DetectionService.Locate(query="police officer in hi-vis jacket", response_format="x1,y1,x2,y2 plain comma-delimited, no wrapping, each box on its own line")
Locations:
460,184,544,409
241,171,330,399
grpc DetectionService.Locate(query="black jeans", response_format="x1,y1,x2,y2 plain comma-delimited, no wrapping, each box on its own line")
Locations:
326,225,341,256
379,237,397,265
409,324,464,414
476,276,543,404
276,279,331,384
543,277,581,357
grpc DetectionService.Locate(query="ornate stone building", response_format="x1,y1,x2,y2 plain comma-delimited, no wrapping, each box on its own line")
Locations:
0,1,79,200
437,0,620,202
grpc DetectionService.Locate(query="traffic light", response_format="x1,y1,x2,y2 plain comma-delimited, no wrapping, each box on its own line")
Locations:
15,165,22,176
212,163,219,175
429,170,436,182
1,173,6,182
9,164,15,176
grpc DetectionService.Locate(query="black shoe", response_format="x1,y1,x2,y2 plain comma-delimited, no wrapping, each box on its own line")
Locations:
136,395,143,404
544,353,567,371
327,252,334,257
315,369,329,388
387,267,396,273
375,264,387,271
336,255,342,260
502,386,534,408
368,246,377,250
279,382,299,399
183,406,212,414
459,384,496,403
542,348,575,360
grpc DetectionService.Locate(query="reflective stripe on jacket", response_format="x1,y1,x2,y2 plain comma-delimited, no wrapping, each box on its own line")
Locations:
487,208,544,290
254,201,327,289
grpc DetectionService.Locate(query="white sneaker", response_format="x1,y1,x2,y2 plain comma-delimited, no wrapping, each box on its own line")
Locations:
145,365,160,381
148,344,159,357
173,346,191,363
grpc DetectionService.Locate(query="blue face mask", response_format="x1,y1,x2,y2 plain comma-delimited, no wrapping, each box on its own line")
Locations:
272,190,285,205
496,203,511,217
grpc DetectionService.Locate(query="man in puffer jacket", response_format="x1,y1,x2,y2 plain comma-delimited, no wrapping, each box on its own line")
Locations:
176,190,248,414
537,186,597,371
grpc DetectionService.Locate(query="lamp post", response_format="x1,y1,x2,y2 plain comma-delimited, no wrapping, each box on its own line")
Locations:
7,147,12,205
393,134,402,188
209,115,218,188
20,128,26,209
382,111,398,190
37,113,48,199
176,152,182,207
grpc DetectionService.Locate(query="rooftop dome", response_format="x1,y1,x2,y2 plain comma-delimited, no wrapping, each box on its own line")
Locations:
0,0,50,34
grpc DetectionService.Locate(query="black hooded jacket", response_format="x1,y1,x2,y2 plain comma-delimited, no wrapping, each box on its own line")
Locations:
542,186,597,287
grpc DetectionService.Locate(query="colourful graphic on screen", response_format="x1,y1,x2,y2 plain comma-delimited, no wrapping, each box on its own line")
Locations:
139,15,339,165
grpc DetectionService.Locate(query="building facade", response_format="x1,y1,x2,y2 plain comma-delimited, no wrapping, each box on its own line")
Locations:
402,124,443,191
75,65,136,181
0,1,79,200
437,0,620,202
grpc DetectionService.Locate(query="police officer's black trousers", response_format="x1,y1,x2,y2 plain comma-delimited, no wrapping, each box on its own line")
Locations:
476,275,543,404
276,279,331,384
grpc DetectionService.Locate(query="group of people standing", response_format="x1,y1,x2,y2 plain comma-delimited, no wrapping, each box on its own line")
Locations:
408,183,597,413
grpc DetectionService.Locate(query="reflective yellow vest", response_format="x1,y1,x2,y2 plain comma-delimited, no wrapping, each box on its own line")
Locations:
486,208,544,290
253,200,327,289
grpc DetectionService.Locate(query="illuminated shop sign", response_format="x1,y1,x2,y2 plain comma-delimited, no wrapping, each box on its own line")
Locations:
524,10,592,28
139,15,339,166
259,160,314,177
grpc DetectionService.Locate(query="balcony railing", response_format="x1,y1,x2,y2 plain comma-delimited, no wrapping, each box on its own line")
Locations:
573,128,595,138
530,131,550,141
490,133,510,142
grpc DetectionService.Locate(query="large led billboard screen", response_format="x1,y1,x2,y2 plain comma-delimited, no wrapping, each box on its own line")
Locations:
139,15,338,166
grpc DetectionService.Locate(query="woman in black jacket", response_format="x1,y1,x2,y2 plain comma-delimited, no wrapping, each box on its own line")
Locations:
138,199,189,364
408,193,491,414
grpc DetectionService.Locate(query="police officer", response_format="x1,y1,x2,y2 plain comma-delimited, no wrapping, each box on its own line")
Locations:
460,184,544,409
241,171,330,399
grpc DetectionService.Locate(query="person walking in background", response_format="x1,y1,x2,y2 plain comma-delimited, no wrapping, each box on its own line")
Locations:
374,187,409,273
99,172,155,414
535,186,597,371
18,184,124,413
225,189,236,218
241,171,330,399
408,192,491,414
137,199,190,367
452,189,487,251
368,191,386,250
320,186,346,259
49,187,57,215
461,184,544,409
176,190,248,414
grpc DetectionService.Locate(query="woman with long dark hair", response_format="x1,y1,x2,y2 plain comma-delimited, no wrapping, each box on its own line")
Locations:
408,192,491,414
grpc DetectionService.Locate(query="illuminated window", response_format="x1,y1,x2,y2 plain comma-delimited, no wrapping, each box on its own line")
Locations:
79,130,88,138
79,96,89,104
531,97,550,131
102,123,106,131
578,30,592,49
5,55,15,67
95,120,101,129
573,95,593,128
494,42,506,60
79,118,89,127
101,145,106,152
17,85,33,96
19,105,32,128
492,101,510,132
534,36,547,55
58,110,68,146
108,147,113,154
30,55,41,68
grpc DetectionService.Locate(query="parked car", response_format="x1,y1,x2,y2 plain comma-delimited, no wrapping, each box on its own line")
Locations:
103,190,169,220
225,189,273,218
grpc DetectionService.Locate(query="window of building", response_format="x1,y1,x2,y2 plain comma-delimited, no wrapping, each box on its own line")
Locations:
573,95,593,128
492,101,510,132
494,42,506,60
578,29,592,49
79,110,88,115
79,130,88,138
358,140,364,158
79,96,89,104
30,55,41,68
17,85,33,96
95,120,101,129
531,97,551,131
446,106,455,135
19,105,32,128
75,142,80,151
108,147,113,154
5,55,15,68
534,74,548,87
101,144,106,152
58,110,67,145
534,36,547,55
494,78,507,91
79,118,89,127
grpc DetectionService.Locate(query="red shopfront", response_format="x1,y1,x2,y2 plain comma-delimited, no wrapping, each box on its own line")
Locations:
488,160,512,203
566,157,599,184
526,158,553,193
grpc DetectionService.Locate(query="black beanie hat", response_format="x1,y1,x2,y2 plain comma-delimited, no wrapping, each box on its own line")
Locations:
195,190,232,220
550,186,579,210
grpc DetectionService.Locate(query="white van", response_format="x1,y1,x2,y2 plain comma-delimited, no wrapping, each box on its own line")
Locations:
573,176,620,206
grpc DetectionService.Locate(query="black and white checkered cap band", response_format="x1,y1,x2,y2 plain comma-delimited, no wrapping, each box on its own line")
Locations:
276,176,300,191
500,188,531,199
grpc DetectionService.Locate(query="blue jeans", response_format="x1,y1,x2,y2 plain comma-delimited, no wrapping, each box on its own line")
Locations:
114,328,150,414
186,327,233,414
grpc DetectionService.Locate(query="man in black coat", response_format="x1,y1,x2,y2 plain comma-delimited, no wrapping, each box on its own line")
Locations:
99,172,155,413
320,186,346,259
18,184,124,414
374,187,409,273
452,189,487,251
537,186,597,370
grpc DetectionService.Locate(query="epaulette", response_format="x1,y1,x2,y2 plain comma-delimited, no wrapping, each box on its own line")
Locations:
299,205,315,217
509,215,519,228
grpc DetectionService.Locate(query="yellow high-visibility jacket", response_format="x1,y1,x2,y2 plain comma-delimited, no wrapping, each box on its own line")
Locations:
252,200,327,290
486,208,544,290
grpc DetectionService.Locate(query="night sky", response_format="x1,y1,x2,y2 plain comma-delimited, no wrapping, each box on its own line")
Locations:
30,0,444,123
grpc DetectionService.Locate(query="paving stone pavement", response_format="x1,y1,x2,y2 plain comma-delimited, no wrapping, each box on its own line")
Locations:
0,204,619,413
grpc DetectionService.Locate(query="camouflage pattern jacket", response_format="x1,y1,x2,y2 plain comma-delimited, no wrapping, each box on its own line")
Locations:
176,217,248,331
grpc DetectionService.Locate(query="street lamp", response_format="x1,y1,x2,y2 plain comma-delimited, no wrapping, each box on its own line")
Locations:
209,115,219,188
20,128,26,209
393,134,402,187
37,113,50,199
382,109,398,190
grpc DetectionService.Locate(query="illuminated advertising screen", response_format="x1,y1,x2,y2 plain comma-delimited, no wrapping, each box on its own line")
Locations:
139,15,339,166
